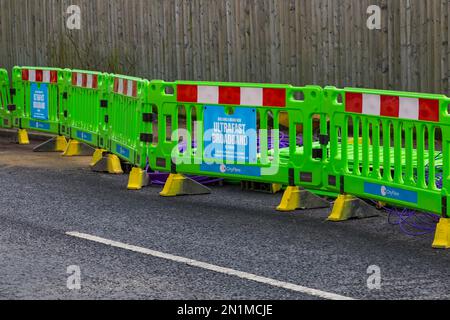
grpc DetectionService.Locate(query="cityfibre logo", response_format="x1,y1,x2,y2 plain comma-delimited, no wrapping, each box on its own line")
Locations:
219,164,241,174
380,185,400,198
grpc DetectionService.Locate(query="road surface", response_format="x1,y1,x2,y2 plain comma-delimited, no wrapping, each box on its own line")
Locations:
0,132,449,300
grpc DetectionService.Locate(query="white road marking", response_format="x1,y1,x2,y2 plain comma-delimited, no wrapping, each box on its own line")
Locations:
66,231,355,301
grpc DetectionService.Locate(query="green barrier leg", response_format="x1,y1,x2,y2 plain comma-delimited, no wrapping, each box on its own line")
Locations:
328,195,379,222
160,174,211,197
276,186,330,212
127,167,149,190
432,218,450,249
33,136,68,152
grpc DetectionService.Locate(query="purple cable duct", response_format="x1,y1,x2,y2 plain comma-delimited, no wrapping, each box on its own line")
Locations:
380,167,443,237
386,207,440,236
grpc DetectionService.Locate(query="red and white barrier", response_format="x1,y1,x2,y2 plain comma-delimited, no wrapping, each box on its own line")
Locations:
21,69,58,84
71,72,98,89
346,92,440,122
113,77,138,98
177,84,286,108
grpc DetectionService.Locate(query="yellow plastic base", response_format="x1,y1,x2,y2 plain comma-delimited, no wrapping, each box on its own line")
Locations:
54,136,68,151
276,186,301,212
62,140,94,157
63,140,84,156
128,167,147,190
160,174,186,197
327,194,379,222
104,154,124,174
90,152,123,174
18,129,29,145
160,173,210,197
277,186,330,211
272,184,283,194
432,218,450,249
33,135,68,152
90,149,107,167
328,195,355,221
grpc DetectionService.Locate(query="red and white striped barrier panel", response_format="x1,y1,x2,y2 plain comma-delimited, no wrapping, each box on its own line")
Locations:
177,85,287,108
345,92,440,122
71,72,98,89
113,77,138,98
21,69,58,84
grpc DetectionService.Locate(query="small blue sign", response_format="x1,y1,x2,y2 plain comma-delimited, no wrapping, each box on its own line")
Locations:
29,120,50,131
200,163,261,177
116,144,130,159
30,83,49,121
203,106,257,164
76,131,93,142
364,182,418,204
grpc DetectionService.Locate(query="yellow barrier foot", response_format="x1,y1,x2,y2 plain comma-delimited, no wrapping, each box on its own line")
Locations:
328,195,379,222
62,139,95,157
17,129,29,145
376,202,387,209
432,218,450,249
276,186,330,212
127,167,150,190
160,173,211,197
272,184,283,194
33,135,68,152
91,153,124,174
90,149,108,167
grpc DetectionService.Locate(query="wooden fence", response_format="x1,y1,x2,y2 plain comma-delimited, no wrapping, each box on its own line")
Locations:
0,0,449,94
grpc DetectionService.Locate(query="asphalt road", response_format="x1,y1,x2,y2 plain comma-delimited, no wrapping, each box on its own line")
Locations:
1,132,450,300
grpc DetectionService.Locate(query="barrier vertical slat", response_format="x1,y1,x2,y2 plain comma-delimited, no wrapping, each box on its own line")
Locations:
373,120,381,179
382,120,390,182
428,125,436,191
393,122,403,184
405,123,414,185
353,116,360,176
417,124,426,189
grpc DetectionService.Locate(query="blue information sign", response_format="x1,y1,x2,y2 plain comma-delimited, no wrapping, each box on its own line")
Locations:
203,106,257,164
30,83,49,121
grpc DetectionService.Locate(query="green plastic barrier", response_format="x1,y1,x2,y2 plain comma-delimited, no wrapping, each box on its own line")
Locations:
62,69,109,147
147,80,327,188
324,86,450,216
0,69,13,128
11,66,65,134
106,74,152,168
